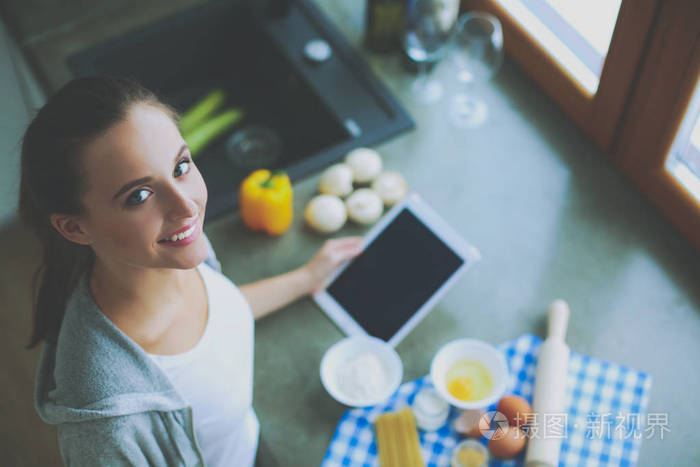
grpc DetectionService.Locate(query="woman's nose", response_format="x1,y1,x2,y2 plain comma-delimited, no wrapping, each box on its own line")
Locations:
164,184,198,221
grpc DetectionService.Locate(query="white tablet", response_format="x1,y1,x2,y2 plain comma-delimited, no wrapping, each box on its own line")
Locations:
313,193,480,347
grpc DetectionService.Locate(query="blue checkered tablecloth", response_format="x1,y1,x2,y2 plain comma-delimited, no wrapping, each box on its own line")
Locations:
322,334,652,467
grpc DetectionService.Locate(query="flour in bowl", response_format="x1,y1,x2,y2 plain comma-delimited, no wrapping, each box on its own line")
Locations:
335,351,389,401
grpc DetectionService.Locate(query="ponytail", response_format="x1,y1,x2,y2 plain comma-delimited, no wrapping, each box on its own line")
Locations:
27,232,94,347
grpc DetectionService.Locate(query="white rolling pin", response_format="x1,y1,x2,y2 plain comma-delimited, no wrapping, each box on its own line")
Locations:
525,300,570,467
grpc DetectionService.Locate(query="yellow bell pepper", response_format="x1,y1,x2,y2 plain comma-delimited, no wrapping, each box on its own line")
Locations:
239,169,293,235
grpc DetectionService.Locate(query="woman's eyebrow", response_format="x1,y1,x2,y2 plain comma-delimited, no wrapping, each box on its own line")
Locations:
113,176,152,200
112,144,188,200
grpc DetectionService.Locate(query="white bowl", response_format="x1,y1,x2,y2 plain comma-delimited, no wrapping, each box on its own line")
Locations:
430,338,509,410
320,336,403,407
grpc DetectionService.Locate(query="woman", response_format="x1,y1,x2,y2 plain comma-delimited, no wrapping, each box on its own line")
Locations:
20,76,361,466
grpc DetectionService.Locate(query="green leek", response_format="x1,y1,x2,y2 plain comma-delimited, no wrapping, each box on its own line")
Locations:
183,107,244,158
178,88,227,135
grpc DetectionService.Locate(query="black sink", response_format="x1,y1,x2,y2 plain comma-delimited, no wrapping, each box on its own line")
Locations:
67,0,414,221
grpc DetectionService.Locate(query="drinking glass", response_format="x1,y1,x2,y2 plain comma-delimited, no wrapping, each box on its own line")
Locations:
403,0,457,104
450,12,504,128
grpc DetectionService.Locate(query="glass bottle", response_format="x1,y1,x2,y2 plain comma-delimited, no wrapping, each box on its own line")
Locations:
364,0,406,53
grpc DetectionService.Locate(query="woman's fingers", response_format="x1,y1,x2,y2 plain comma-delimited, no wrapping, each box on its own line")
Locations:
331,237,363,253
304,237,366,295
327,238,364,263
325,236,363,249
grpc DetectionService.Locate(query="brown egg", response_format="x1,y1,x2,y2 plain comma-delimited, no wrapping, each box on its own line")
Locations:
453,410,485,438
497,395,533,429
488,425,527,460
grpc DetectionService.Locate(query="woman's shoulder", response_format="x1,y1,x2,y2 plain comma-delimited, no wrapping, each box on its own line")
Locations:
58,272,128,348
48,274,175,402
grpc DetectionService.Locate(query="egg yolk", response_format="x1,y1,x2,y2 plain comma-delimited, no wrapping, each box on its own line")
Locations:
447,376,474,401
444,359,493,402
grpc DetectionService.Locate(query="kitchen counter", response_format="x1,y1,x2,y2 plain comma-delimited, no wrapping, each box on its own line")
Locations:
5,0,700,465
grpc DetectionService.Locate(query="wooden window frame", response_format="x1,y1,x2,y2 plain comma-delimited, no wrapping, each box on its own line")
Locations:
612,0,700,251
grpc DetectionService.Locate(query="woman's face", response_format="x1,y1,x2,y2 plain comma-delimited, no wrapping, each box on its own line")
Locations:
77,103,209,271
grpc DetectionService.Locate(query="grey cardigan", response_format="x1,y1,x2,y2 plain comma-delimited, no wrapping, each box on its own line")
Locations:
35,237,223,466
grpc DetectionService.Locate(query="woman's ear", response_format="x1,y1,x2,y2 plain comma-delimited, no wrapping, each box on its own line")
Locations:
49,214,93,245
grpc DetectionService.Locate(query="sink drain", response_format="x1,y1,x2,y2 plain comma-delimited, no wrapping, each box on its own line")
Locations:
224,125,282,171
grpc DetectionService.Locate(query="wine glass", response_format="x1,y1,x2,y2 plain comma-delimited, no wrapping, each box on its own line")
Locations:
403,0,457,104
450,12,504,128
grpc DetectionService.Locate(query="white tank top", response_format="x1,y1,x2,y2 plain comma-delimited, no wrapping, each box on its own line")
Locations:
148,262,259,467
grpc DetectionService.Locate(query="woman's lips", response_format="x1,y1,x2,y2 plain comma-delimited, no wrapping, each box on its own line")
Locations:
162,219,197,239
158,222,200,247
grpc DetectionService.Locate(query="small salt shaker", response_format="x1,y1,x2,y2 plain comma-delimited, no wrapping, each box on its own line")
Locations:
412,387,449,431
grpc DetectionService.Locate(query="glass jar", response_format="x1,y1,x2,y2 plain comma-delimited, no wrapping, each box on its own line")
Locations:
451,439,489,467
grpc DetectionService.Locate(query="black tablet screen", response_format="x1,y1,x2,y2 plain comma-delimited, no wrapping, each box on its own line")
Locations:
327,208,465,341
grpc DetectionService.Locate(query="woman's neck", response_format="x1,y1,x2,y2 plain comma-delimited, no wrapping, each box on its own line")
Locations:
88,258,194,323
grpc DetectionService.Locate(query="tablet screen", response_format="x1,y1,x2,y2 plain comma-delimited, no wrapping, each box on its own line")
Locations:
326,208,465,341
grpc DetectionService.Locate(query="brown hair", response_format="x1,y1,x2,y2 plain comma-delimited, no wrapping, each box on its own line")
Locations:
19,75,177,348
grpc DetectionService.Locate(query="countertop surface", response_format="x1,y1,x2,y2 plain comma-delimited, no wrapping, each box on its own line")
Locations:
5,0,700,465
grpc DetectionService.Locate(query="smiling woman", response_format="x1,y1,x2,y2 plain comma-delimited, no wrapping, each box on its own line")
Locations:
18,75,363,466
60,101,210,275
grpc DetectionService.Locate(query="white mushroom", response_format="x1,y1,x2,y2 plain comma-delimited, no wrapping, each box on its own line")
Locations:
345,148,383,184
304,194,347,233
371,171,408,207
345,189,384,225
318,163,354,197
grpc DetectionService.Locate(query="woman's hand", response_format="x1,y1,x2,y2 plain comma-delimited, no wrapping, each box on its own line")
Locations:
301,237,364,295
241,236,363,320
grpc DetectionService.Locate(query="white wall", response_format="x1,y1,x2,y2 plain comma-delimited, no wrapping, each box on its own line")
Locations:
0,19,45,227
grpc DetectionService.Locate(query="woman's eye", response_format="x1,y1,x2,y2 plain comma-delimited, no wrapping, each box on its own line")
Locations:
174,158,191,177
126,189,151,206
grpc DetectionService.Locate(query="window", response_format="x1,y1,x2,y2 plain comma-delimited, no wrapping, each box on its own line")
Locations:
666,79,700,203
493,0,621,94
